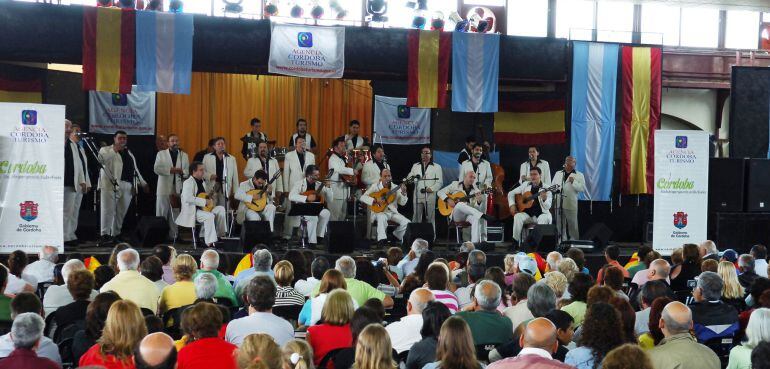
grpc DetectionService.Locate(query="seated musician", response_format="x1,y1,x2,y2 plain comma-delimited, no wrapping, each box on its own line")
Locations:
508,167,553,245
360,168,410,245
437,171,490,243
235,169,277,232
288,165,332,245
176,161,227,247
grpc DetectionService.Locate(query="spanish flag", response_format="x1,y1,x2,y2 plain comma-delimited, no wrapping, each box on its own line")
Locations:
84,256,102,272
494,99,566,145
82,7,135,93
0,77,42,103
233,254,253,277
621,46,661,195
623,252,640,270
406,30,451,108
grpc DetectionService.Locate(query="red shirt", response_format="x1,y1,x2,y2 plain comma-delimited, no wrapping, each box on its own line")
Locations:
307,323,352,365
178,337,237,369
79,344,135,369
0,348,59,369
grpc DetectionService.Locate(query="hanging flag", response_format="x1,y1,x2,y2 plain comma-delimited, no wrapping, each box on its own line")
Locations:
84,256,102,272
82,7,136,93
407,30,451,108
451,32,499,113
621,46,662,195
374,95,431,145
268,23,345,78
624,252,640,270
135,11,194,94
0,77,42,103
570,41,619,202
233,254,253,277
494,99,566,145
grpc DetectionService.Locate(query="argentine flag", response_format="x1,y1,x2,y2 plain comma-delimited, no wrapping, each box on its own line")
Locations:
451,32,499,113
135,11,194,94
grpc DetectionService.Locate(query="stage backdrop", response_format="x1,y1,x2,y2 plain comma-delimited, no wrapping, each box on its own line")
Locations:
374,95,430,145
0,102,65,253
653,130,709,255
89,88,156,135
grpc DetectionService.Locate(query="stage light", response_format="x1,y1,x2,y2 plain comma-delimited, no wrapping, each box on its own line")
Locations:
311,5,324,19
290,4,304,18
169,0,183,12
415,0,427,10
118,0,135,8
223,0,243,13
467,7,497,33
366,0,388,23
96,0,113,7
411,14,426,29
330,0,346,20
145,0,162,11
264,3,278,17
431,17,444,31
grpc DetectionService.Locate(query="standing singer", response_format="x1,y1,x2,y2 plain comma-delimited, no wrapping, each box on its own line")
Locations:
203,137,238,207
407,145,442,229
154,134,189,239
552,156,585,241
63,121,91,246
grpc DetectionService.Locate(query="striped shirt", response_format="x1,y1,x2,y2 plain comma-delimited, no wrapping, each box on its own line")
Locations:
275,286,306,307
430,289,459,314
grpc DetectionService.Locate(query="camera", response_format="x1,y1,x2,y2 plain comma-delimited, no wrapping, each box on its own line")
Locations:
687,279,697,289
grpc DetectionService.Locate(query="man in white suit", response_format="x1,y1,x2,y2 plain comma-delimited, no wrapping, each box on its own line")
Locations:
509,167,553,244
360,168,410,244
552,156,585,241
63,121,91,246
519,146,551,186
345,120,369,151
361,144,389,239
407,146,443,229
438,171,488,243
458,143,493,240
154,134,189,239
288,165,332,245
235,169,277,231
282,136,315,239
176,162,226,246
203,137,238,208
328,136,356,221
288,118,317,153
243,141,283,196
98,130,148,241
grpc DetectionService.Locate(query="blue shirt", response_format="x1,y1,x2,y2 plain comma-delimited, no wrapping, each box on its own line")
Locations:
233,269,276,297
565,346,596,369
298,299,312,326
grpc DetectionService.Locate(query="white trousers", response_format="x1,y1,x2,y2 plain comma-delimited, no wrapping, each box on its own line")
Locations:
302,209,330,244
372,211,410,241
283,199,298,238
196,206,227,245
556,208,579,241
246,204,276,232
451,202,485,243
412,196,437,233
63,187,78,241
512,212,553,241
100,181,133,236
329,198,347,221
156,194,180,238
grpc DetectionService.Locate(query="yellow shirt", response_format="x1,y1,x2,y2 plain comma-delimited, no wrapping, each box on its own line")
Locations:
639,333,655,349
99,270,160,313
159,281,197,314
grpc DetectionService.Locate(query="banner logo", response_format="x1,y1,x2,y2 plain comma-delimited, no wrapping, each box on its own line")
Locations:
297,32,313,48
111,93,128,106
675,136,688,148
673,211,688,229
21,110,37,126
19,201,39,222
397,105,411,119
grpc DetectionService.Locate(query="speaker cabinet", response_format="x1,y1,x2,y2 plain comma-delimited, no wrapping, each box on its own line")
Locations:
240,221,272,252
714,212,770,254
326,221,356,254
524,224,558,253
582,223,613,252
133,216,169,248
709,158,746,212
747,159,770,212
403,223,435,248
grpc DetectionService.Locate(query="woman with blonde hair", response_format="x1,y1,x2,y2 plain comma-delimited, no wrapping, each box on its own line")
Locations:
274,260,306,307
236,333,283,369
159,253,199,314
558,258,579,283
543,271,568,300
79,299,147,369
353,324,397,369
283,339,315,369
719,261,746,311
423,316,482,369
307,289,355,365
300,269,359,326
503,254,517,286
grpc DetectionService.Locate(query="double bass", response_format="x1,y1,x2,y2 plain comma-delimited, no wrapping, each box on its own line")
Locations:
476,124,511,220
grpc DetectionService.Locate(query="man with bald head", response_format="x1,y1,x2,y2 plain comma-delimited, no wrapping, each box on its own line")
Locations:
386,287,435,353
488,317,573,369
457,280,514,346
134,332,177,369
648,301,719,369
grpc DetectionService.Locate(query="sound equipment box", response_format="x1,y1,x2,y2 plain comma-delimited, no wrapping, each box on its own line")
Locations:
581,222,613,252
403,223,434,248
241,221,272,252
524,224,558,253
133,216,169,248
709,158,746,212
746,159,770,212
714,212,770,254
326,221,356,254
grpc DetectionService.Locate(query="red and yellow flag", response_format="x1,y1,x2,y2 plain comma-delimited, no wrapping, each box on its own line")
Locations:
0,77,42,103
621,46,661,195
233,254,253,277
406,30,451,108
494,99,566,145
82,7,135,93
84,256,102,272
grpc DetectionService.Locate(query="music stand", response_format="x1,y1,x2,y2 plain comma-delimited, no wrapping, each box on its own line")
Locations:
288,202,325,248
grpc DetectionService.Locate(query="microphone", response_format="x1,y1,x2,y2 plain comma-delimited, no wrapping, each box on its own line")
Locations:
75,132,90,136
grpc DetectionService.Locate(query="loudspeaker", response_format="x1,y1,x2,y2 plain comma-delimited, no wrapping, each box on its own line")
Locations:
133,216,169,248
403,223,434,248
582,223,613,252
241,221,272,251
524,225,558,253
715,212,770,254
326,221,356,254
709,158,746,212
747,159,770,212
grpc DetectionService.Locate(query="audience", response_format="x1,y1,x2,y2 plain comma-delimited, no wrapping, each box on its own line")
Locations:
542,271,568,300
738,254,760,290
546,251,563,273
333,307,385,369
282,339,314,369
152,245,176,285
503,273,536,328
0,267,10,321
303,269,357,326
5,251,36,294
630,251,665,287
648,301,720,369
670,244,703,291
226,275,294,347
422,316,482,369
609,296,637,344
54,268,95,329
602,344,654,369
726,308,770,369
72,291,122,364
141,256,168,294
94,264,116,290
296,257,329,297
596,246,630,285
108,243,133,273
159,254,199,315
603,266,629,301
487,318,574,369
386,287,434,353
701,258,719,273
235,248,276,296
236,333,283,369
134,332,177,369
565,302,624,369
397,239,430,278
79,299,148,369
306,289,355,365
455,263,487,309
700,241,720,262
405,301,451,369
691,271,739,342
100,248,161,312
627,245,654,278
22,245,58,284
332,256,393,308
177,302,237,369
0,313,58,369
752,341,770,369
273,260,306,307
425,262,459,313
634,280,672,336
751,245,768,278
565,248,589,275
719,260,747,311
457,280,514,347
283,250,310,286
0,293,61,364
560,273,593,327
195,249,238,307
638,296,673,349
352,324,397,369
557,258,579,286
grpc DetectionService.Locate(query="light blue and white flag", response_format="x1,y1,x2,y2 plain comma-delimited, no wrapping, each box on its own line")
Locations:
570,41,619,201
451,32,499,113
135,11,194,94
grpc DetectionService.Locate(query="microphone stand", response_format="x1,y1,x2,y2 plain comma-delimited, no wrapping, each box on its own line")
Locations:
82,136,120,242
222,152,233,238
130,149,139,218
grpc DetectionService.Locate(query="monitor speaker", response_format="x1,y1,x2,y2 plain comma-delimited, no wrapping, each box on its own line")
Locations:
747,159,770,212
240,221,272,252
709,158,746,212
524,224,558,253
133,216,169,248
403,223,434,248
582,223,613,252
326,221,356,254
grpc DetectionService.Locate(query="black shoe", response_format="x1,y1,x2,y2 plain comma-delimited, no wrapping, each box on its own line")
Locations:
97,235,114,246
481,214,497,223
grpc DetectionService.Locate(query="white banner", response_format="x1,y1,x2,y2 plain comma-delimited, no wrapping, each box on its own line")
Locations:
89,88,156,135
0,103,65,253
268,23,345,78
653,130,710,255
374,95,431,145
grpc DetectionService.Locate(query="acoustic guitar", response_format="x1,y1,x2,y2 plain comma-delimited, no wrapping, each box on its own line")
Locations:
437,187,496,217
510,184,560,216
245,170,282,212
196,182,221,212
300,169,334,204
368,175,420,213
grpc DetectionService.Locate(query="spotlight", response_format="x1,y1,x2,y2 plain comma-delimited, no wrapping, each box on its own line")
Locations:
431,18,444,31
145,0,162,10
415,0,427,10
169,0,183,12
290,4,303,18
224,0,243,13
264,3,278,17
366,0,388,23
96,0,113,6
311,5,324,19
118,0,135,8
411,15,426,29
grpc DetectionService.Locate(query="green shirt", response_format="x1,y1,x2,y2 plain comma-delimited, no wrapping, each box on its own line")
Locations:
627,263,647,279
456,310,514,346
561,301,586,327
194,269,239,307
311,278,386,306
0,295,11,321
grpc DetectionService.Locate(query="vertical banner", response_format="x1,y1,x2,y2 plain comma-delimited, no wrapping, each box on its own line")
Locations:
135,11,195,94
0,103,65,253
89,88,156,135
268,23,345,78
653,130,709,255
406,30,451,108
451,32,499,112
373,95,430,145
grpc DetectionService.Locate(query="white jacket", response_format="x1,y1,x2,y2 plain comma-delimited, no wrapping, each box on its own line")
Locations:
66,140,89,192
202,153,238,197
508,181,553,215
407,162,443,203
345,135,368,151
328,154,354,200
458,159,493,189
243,157,284,196
552,170,586,210
235,179,273,224
176,176,209,228
98,145,147,192
437,181,484,210
288,178,333,204
283,150,315,194
519,160,552,186
362,160,389,188
360,181,408,214
153,149,189,196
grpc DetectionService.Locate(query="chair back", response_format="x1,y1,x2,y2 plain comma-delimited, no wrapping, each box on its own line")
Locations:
318,347,347,369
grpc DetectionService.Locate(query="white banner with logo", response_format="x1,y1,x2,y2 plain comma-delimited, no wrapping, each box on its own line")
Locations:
374,95,431,145
653,130,709,255
89,88,156,135
0,103,65,253
268,23,345,78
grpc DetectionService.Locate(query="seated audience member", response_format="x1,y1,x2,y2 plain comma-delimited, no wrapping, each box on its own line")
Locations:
455,263,487,310
283,339,315,369
487,318,574,369
721,249,740,266
602,344,654,369
352,324,398,369
327,256,393,308
670,244,702,291
457,280,514,347
226,276,294,347
399,251,437,298
753,341,770,369
356,259,398,297
94,264,116,291
274,261,306,307
296,256,330,297
635,280,673,336
195,249,238,307
153,245,176,285
565,302,625,369
628,259,671,309
43,259,98,316
0,293,61,364
545,251,562,273
603,267,629,301
134,332,177,369
100,248,161,312
502,273,536,329
700,240,720,262
648,301,720,369
282,250,309,286
627,245,654,277
363,298,386,322
691,271,739,342
5,251,36,294
596,245,630,285
386,288,434,353
751,245,768,278
503,254,516,286
177,302,237,369
302,269,359,326
670,248,684,267
79,300,148,369
739,278,770,331
609,296,637,344
234,249,276,297
72,291,121,364
727,308,770,369
235,333,283,369
0,266,11,321
386,246,405,281
527,282,558,320
145,315,164,334
638,297,673,349
485,267,511,310
719,261,747,311
22,245,58,284
701,259,719,273
331,306,383,369
0,313,58,369
630,251,664,287
54,269,95,329
306,289,355,365
542,271,568,301
738,254,760,290
422,316,484,369
424,262,458,314
586,285,614,306
490,304,571,363
565,247,589,275
159,254,199,315
141,256,168,294
108,243,133,273
406,301,452,369
397,239,430,278
558,258,579,287
560,273,593,327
